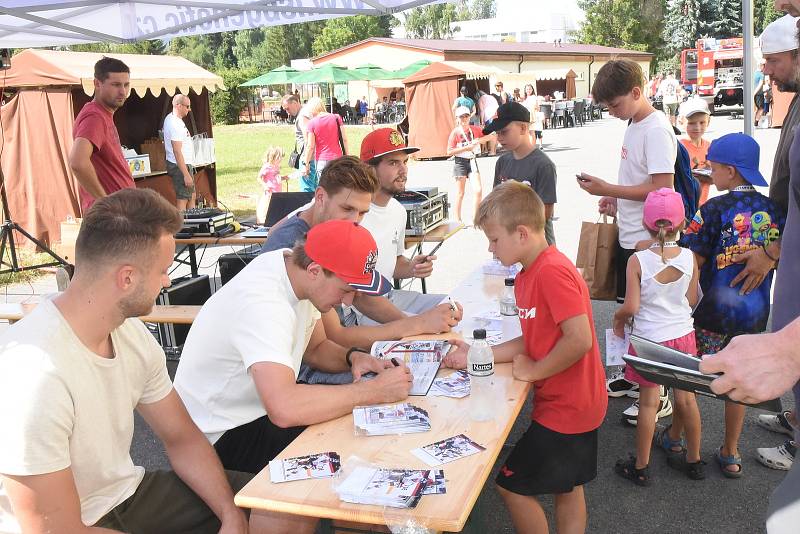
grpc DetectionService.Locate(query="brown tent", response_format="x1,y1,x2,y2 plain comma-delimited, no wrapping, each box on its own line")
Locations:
403,61,504,159
0,49,224,247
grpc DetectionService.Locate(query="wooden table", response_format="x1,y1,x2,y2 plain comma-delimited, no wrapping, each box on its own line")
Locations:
235,267,530,533
174,234,266,277
400,221,465,294
0,302,200,325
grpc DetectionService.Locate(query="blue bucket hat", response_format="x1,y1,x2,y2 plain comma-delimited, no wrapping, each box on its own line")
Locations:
706,133,768,187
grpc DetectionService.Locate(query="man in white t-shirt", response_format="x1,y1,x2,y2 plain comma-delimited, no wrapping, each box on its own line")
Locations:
358,128,448,320
163,93,196,211
174,221,412,512
657,72,682,126
0,189,252,533
577,59,676,414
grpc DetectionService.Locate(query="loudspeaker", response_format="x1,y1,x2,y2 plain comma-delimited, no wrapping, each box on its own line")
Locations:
219,251,259,286
150,275,211,357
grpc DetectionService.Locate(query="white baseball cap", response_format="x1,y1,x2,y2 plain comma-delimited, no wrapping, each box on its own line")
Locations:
760,14,800,55
454,106,471,118
680,98,710,118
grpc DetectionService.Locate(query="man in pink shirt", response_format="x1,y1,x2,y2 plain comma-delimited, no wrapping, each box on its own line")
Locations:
69,57,135,212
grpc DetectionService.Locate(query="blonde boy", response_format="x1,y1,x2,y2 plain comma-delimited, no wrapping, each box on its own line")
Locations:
445,182,607,534
679,99,713,205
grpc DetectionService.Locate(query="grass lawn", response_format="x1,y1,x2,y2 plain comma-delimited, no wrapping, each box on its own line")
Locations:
213,123,371,218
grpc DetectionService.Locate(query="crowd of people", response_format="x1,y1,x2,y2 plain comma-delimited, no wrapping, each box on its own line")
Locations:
4,3,800,534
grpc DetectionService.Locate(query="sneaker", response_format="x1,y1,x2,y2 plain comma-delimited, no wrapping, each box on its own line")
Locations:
625,387,672,426
607,370,639,398
757,440,797,471
757,411,796,437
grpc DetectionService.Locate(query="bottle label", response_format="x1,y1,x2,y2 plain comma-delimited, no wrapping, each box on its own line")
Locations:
470,362,494,376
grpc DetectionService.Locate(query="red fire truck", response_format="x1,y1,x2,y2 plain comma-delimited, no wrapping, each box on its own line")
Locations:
681,37,744,111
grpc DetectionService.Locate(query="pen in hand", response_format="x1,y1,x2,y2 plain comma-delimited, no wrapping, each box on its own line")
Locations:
391,357,401,367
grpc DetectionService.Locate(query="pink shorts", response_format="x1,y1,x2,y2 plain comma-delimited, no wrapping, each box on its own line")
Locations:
624,331,698,388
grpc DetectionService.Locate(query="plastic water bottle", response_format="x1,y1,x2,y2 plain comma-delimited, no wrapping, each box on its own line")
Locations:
500,278,518,341
468,329,495,421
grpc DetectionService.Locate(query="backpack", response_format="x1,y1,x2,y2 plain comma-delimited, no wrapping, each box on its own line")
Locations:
672,125,700,222
629,119,700,222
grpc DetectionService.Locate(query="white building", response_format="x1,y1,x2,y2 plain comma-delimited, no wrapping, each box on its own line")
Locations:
448,0,583,44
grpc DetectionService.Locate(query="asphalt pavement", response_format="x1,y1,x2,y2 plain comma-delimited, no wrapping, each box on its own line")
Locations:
5,110,791,533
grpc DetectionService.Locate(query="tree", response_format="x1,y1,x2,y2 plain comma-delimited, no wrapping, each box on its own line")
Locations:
455,0,496,20
576,0,667,55
663,0,701,54
403,4,460,39
712,0,742,38
312,15,395,56
755,0,782,34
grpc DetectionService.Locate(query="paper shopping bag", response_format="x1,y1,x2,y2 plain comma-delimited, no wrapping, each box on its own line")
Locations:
575,216,618,301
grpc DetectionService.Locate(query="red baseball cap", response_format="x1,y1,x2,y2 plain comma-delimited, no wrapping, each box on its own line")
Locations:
360,127,419,163
643,188,685,232
304,220,391,296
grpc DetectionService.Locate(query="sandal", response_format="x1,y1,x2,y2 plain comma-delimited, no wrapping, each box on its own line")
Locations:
614,455,651,487
715,446,743,478
667,452,707,480
654,424,686,455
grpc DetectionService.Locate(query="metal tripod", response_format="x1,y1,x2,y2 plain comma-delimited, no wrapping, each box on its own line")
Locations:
0,168,69,275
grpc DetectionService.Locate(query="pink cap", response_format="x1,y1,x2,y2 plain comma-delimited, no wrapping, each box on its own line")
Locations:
643,188,685,232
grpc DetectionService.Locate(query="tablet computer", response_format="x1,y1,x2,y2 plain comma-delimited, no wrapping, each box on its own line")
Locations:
624,335,782,412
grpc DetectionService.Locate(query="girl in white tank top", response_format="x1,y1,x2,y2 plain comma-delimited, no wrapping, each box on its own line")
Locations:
613,188,704,486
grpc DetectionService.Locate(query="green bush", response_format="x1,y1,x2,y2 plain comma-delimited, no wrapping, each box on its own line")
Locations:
210,67,261,125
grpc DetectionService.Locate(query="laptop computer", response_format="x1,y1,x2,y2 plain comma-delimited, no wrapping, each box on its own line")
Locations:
241,192,315,239
624,335,782,412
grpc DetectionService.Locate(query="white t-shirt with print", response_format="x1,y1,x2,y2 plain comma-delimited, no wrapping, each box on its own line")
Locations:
616,110,677,248
359,198,407,280
0,299,173,532
174,249,321,444
163,111,194,165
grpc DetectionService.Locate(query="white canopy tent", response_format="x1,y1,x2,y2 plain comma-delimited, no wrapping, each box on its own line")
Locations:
0,0,445,47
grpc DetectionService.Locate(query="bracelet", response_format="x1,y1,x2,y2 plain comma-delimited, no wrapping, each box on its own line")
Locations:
763,243,779,263
345,347,368,367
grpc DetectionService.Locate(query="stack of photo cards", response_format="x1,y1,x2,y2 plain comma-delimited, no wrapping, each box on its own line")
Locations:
269,451,341,483
336,466,432,508
353,403,431,436
431,370,470,398
369,340,451,395
421,469,447,495
411,434,486,466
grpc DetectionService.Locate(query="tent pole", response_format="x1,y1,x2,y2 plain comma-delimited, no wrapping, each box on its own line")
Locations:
743,0,754,136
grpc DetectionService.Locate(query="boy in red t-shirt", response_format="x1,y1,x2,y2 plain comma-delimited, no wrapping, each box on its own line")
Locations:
445,181,607,534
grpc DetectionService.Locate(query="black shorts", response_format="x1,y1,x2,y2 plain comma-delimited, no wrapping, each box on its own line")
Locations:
214,415,306,474
452,156,473,177
496,420,599,496
534,130,543,139
167,161,195,200
615,243,635,303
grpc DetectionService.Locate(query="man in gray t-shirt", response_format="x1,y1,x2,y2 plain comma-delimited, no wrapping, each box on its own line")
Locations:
261,214,309,253
493,145,558,244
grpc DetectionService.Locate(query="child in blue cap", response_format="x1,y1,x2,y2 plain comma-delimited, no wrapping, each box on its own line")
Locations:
680,132,786,478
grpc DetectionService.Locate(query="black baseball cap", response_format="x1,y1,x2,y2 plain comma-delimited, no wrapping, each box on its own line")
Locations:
482,102,530,134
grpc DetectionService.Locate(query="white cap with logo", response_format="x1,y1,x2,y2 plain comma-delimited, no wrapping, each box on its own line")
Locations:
761,14,800,55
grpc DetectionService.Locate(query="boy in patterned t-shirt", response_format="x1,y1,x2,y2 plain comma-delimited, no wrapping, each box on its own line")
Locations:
681,133,786,479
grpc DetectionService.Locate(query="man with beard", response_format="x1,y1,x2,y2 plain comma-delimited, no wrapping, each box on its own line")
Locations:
0,189,253,533
358,128,448,320
69,57,135,212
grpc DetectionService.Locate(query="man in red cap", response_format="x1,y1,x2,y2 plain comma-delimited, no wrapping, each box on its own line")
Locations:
174,220,413,534
358,128,448,322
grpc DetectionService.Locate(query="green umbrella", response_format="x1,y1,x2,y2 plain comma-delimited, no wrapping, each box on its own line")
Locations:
292,65,367,111
352,63,394,81
390,60,432,79
239,65,300,87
